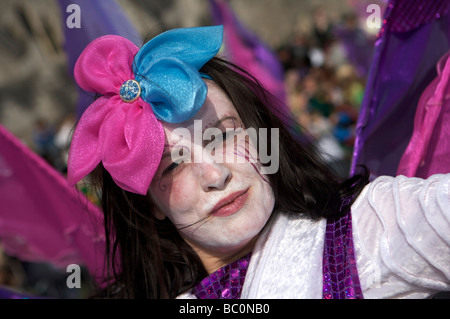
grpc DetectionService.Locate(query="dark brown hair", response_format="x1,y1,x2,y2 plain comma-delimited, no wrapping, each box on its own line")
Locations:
90,57,369,298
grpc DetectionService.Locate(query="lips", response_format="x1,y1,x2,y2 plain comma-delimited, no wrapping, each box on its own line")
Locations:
209,189,249,217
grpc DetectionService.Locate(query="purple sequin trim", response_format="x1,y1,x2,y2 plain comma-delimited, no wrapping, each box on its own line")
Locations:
322,210,363,299
379,0,450,37
192,253,251,299
192,211,363,299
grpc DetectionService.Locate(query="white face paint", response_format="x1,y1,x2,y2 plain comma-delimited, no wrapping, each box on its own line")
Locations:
149,81,275,257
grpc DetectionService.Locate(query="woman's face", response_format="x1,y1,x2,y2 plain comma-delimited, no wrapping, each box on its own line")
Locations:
149,81,275,259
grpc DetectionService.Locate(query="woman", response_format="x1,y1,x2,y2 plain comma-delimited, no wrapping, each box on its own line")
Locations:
67,26,450,299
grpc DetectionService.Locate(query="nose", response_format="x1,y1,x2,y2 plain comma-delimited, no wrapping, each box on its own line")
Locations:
195,149,232,192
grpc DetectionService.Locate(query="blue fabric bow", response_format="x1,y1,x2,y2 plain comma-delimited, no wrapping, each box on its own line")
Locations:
133,25,223,123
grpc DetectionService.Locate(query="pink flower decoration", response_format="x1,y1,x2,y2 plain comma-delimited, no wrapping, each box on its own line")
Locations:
67,35,164,195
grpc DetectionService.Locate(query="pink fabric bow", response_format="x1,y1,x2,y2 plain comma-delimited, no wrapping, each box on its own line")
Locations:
67,35,164,195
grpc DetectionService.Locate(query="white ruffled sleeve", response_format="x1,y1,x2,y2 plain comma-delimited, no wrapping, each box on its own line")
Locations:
351,173,450,298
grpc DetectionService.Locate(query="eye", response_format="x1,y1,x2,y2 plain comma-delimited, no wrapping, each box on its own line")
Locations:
220,131,229,141
216,130,234,142
162,161,181,176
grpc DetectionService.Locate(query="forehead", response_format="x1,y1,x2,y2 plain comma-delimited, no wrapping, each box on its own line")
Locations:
162,81,238,133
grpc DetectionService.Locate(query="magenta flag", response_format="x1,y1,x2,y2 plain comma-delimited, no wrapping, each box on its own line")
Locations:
0,124,106,283
209,0,288,110
397,51,450,178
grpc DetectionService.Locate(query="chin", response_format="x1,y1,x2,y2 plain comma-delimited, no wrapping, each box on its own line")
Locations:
203,235,256,255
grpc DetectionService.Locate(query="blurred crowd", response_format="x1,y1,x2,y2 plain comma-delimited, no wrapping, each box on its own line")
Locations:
278,6,373,177
0,246,93,298
31,113,75,175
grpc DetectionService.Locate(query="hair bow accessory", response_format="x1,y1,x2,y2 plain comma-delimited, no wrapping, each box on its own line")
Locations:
67,26,223,195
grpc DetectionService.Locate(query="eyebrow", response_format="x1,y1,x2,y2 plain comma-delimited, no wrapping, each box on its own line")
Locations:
204,116,236,130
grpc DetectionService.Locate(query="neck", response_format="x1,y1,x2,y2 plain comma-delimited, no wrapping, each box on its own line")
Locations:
189,236,258,274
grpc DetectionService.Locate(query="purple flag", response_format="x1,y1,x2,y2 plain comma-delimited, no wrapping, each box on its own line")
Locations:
58,0,141,118
333,23,375,79
351,0,450,178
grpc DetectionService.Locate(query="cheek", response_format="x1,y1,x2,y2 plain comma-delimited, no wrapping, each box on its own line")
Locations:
262,184,275,215
249,166,275,225
232,133,271,183
150,174,199,222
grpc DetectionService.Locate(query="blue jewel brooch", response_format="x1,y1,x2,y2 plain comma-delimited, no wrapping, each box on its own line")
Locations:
120,79,141,103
